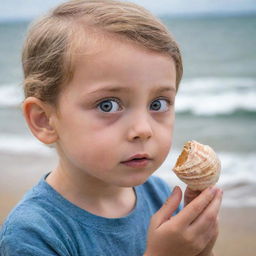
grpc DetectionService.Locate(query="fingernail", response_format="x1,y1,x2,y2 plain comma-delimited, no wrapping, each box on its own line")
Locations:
172,186,178,194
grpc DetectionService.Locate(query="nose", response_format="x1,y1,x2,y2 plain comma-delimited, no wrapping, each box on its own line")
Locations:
126,113,153,142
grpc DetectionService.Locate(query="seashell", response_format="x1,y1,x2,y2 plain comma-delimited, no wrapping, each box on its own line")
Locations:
172,140,221,191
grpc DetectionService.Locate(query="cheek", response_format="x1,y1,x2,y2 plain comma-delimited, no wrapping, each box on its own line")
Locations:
62,137,116,176
68,127,119,167
160,134,173,155
157,118,174,155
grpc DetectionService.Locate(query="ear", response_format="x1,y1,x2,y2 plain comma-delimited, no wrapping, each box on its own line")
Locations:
22,97,58,144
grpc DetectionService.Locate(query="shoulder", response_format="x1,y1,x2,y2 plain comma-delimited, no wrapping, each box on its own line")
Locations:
1,206,60,255
2,180,63,232
0,183,69,255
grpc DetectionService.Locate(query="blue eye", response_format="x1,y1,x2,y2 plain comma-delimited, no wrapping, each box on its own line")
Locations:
150,99,169,112
98,99,121,112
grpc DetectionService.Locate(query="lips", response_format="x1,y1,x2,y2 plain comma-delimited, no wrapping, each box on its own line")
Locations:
121,154,151,168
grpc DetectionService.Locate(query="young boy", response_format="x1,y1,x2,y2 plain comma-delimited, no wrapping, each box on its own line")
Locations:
0,0,222,255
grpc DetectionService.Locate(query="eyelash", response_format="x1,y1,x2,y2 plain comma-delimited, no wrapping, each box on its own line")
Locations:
156,97,172,106
153,97,172,111
96,97,122,107
96,97,172,111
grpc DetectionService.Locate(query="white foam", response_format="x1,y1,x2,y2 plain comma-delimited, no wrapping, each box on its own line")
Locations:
180,77,256,93
155,150,256,207
0,134,54,156
0,84,23,107
1,78,256,116
1,135,256,187
176,91,256,115
175,77,256,115
1,133,256,206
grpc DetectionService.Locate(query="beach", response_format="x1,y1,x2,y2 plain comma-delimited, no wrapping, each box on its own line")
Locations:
0,152,57,221
215,207,256,256
1,151,256,255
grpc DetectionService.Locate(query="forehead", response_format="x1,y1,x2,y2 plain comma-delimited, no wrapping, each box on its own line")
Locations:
72,33,175,80
69,27,174,69
55,35,177,112
58,32,177,105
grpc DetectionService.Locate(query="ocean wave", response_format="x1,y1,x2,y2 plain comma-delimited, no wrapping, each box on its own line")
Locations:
0,134,54,156
156,150,256,186
155,150,256,207
175,77,256,116
1,133,256,207
0,84,23,108
179,77,256,93
1,77,256,117
175,92,256,116
2,134,256,182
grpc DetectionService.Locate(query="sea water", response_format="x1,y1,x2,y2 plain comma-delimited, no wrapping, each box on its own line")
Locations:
0,14,256,207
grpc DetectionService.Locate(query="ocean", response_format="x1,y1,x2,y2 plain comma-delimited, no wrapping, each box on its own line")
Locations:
0,14,256,208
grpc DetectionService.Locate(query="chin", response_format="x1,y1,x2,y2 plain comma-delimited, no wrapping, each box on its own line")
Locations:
118,174,151,188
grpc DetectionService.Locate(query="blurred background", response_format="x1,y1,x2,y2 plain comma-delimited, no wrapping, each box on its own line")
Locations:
1,0,256,255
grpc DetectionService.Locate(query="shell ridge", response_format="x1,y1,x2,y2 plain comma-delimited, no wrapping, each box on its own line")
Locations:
172,140,221,191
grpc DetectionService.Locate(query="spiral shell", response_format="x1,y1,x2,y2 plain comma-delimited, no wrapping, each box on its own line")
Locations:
172,140,221,191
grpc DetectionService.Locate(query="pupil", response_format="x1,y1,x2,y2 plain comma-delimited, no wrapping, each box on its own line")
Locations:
101,101,112,112
152,100,161,110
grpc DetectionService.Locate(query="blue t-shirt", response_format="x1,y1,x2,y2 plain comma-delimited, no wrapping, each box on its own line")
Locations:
0,174,179,256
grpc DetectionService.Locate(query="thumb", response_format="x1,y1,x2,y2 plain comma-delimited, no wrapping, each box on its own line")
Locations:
152,186,182,228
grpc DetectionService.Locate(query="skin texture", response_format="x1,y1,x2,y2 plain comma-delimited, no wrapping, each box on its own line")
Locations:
145,187,222,256
184,188,219,256
23,36,222,255
23,37,177,217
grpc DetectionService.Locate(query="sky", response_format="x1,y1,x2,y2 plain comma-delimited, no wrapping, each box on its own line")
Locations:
1,0,256,21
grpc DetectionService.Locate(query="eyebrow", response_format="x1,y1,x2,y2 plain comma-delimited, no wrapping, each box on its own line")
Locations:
87,86,129,95
153,86,176,93
87,85,176,95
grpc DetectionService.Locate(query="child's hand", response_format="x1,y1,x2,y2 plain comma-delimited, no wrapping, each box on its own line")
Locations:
184,187,201,206
184,187,219,256
144,186,222,256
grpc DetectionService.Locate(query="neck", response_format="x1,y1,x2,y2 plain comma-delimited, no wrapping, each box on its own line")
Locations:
46,162,136,218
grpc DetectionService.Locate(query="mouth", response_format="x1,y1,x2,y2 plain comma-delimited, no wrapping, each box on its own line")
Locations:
121,154,151,168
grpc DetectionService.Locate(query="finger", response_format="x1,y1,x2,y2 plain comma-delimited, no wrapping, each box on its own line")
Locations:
195,217,219,256
196,234,218,256
175,186,218,227
184,187,201,206
189,189,223,234
152,186,182,228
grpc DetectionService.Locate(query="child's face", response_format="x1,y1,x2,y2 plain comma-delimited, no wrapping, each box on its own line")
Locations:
53,37,176,187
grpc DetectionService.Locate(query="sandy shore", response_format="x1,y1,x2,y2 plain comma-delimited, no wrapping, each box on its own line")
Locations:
0,152,57,222
1,152,256,255
215,207,256,256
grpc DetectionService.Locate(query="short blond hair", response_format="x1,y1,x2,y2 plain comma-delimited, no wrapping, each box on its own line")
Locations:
22,0,183,104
